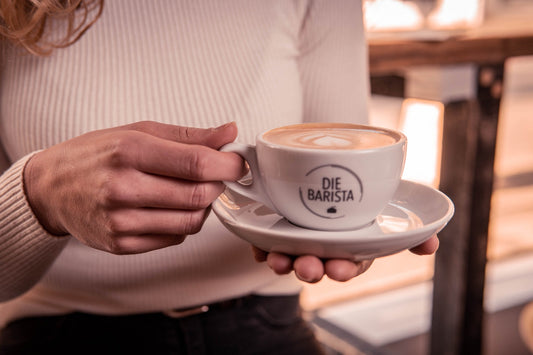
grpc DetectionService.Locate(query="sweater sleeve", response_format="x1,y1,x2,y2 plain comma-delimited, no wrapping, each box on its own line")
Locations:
0,153,70,302
297,0,370,125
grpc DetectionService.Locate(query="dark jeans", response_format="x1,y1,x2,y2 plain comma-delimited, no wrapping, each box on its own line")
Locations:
0,294,325,355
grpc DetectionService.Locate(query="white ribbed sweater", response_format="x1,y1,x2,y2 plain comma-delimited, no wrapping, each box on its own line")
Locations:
0,0,368,326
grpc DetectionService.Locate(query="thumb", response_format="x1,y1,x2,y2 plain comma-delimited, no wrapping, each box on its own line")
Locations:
124,121,238,149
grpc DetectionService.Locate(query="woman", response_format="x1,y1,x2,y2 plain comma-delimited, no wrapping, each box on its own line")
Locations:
0,1,438,353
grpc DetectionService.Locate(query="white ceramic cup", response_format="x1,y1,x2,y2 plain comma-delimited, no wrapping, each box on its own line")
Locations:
221,123,407,231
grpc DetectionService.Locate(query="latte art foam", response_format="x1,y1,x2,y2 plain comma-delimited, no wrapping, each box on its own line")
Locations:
263,127,397,150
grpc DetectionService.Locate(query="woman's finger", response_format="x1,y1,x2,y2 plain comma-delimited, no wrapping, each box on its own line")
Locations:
325,258,374,282
103,130,246,182
102,170,226,210
252,246,268,262
103,234,188,255
101,208,209,237
293,255,325,283
123,120,238,150
266,252,294,275
410,234,440,255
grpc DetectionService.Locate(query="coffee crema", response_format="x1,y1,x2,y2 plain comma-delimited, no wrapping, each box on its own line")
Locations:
262,125,397,150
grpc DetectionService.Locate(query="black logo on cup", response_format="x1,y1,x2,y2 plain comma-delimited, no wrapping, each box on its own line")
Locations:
298,164,363,219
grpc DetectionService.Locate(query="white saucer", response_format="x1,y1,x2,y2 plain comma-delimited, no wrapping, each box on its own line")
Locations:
212,180,454,261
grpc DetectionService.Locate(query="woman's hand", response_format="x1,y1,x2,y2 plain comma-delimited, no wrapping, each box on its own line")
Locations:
24,121,246,254
253,234,439,283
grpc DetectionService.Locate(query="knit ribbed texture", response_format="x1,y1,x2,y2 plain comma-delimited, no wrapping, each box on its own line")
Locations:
0,154,69,301
0,0,368,325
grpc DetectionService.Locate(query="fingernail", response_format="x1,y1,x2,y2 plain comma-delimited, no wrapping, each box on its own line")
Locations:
297,272,321,284
216,121,235,130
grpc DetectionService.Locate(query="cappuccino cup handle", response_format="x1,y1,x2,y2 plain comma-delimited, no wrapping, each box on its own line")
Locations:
220,143,277,212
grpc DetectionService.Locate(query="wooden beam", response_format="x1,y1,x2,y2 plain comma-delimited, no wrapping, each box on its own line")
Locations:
430,63,503,355
369,36,533,75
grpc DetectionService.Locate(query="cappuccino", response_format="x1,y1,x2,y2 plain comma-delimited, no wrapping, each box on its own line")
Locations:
262,123,397,150
221,122,407,230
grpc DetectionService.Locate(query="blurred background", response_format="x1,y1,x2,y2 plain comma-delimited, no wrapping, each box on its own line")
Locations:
300,0,533,354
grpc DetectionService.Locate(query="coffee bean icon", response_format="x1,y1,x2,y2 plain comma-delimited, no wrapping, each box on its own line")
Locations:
327,206,337,214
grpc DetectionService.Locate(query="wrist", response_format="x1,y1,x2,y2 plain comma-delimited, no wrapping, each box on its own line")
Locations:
23,152,68,236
